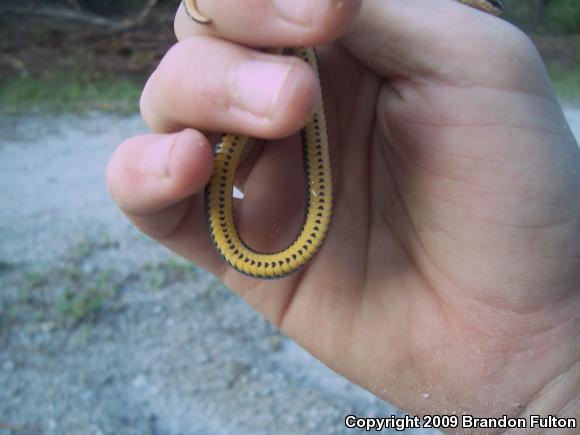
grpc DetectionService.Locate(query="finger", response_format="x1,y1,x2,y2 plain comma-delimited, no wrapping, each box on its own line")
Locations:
140,36,320,138
106,129,226,274
175,0,361,48
341,0,547,91
107,129,212,216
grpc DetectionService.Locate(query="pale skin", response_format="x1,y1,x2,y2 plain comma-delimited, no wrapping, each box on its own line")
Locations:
107,0,579,431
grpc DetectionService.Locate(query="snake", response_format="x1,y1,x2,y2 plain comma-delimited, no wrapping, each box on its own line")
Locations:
182,0,504,279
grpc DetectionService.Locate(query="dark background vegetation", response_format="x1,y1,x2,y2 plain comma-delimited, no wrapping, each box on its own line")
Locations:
0,0,579,113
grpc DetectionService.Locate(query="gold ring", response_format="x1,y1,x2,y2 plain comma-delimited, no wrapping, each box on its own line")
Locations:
183,0,212,24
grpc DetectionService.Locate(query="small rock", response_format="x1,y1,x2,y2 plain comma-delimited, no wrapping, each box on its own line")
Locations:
286,414,298,425
226,361,250,388
195,353,209,364
132,373,147,389
47,419,57,431
268,335,283,351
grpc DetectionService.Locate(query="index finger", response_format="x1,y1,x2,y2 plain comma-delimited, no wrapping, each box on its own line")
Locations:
175,0,361,48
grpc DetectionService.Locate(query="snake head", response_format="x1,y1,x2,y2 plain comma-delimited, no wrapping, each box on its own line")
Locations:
458,0,504,15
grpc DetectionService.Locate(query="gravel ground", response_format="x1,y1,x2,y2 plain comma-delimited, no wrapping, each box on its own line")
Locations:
0,105,579,435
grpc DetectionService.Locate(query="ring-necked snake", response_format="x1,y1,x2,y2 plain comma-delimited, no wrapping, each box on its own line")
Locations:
182,0,504,279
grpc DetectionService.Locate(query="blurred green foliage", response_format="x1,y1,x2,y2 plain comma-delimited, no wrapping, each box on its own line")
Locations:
30,0,580,35
76,0,580,35
504,0,580,34
75,0,175,15
78,0,147,15
0,71,142,114
72,0,580,35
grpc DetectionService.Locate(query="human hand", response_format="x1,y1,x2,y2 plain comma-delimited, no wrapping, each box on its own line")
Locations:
107,0,579,427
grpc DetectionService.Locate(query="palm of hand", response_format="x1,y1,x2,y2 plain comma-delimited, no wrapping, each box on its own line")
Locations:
228,21,580,416
108,1,580,419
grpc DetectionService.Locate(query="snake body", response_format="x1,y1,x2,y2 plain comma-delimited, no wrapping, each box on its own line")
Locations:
207,47,331,278
183,0,503,279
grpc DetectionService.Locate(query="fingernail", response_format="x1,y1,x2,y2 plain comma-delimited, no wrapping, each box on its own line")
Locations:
233,60,292,117
271,0,315,24
139,133,177,178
